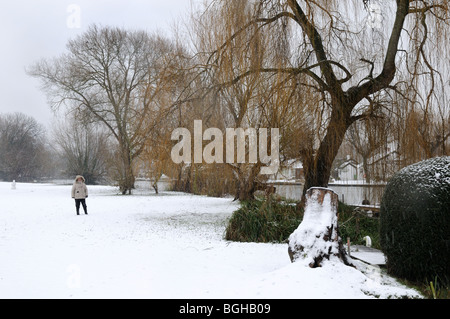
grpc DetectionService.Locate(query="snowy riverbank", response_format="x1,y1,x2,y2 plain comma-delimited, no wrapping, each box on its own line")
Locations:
0,182,421,299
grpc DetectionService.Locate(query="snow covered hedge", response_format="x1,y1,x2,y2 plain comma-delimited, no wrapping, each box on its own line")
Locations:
380,156,450,284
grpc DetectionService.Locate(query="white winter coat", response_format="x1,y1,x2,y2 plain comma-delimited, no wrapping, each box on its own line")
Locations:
71,175,88,199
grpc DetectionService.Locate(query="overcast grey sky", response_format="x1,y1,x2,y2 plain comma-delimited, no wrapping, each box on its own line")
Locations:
0,0,194,129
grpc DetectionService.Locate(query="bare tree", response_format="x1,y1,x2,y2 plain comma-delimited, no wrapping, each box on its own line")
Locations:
0,113,48,181
197,0,449,203
28,25,178,194
52,117,109,184
346,110,389,183
188,0,314,200
398,109,449,160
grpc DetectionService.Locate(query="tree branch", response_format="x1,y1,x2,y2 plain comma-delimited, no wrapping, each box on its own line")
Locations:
286,0,341,93
409,3,447,14
347,0,411,104
210,11,297,63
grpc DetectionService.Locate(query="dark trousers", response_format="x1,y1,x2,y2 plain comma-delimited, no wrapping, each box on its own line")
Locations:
75,199,87,215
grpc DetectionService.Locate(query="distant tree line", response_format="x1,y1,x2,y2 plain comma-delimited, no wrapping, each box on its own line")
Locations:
0,113,50,182
0,112,110,184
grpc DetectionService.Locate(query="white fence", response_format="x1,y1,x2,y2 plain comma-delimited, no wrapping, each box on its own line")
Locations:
268,181,386,206
328,183,386,206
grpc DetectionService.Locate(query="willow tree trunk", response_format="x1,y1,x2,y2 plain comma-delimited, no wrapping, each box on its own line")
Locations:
235,179,256,201
301,105,352,203
233,164,261,201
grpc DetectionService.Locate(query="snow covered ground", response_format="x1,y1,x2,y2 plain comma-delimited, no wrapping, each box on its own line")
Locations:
0,182,421,299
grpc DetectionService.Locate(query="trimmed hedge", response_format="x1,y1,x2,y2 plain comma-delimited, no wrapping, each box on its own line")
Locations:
380,157,450,285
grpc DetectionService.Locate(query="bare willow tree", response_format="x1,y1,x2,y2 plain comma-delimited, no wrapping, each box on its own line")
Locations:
196,1,270,200
393,103,449,165
28,25,178,194
199,0,449,202
189,0,314,200
346,110,390,183
138,88,182,194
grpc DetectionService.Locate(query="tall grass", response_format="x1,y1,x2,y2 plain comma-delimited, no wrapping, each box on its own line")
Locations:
225,197,303,243
225,197,381,248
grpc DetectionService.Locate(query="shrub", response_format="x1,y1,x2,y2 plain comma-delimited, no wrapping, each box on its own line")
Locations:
171,163,236,197
225,197,303,243
380,156,450,285
226,197,381,246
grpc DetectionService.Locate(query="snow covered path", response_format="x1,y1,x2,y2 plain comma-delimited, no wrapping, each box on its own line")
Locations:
0,182,421,299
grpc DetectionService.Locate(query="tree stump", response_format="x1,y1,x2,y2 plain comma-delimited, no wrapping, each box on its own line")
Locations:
288,187,352,267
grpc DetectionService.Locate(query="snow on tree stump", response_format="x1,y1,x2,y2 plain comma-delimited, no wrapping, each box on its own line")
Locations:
288,187,352,267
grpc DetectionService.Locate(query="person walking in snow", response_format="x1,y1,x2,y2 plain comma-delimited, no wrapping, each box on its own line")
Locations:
71,175,88,215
